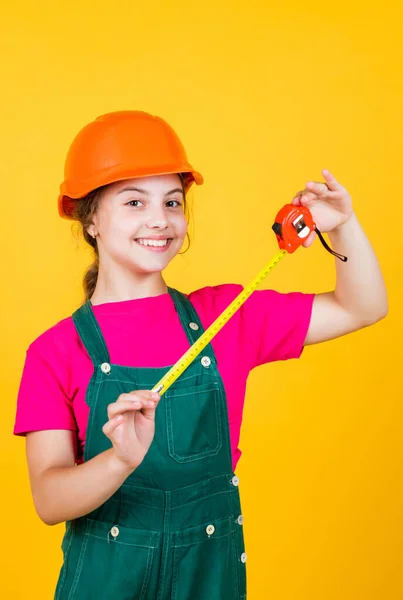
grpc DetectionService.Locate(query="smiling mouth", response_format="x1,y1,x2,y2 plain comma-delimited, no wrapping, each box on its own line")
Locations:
135,238,173,252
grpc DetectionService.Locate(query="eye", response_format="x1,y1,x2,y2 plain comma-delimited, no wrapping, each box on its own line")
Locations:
126,200,144,207
166,200,182,208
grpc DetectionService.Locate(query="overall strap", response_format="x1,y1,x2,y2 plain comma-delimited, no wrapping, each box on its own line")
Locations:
72,301,110,366
168,288,206,343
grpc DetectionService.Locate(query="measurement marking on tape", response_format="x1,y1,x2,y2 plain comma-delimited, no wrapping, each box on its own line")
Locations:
152,250,287,395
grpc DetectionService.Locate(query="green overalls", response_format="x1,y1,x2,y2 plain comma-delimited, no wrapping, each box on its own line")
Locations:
55,288,247,600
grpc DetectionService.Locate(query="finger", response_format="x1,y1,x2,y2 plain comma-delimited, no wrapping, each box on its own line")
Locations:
118,390,159,403
291,190,304,204
305,181,329,196
102,415,124,438
107,399,154,419
138,392,161,420
129,390,161,412
298,191,318,205
138,401,160,420
321,169,343,192
292,191,316,206
302,229,317,248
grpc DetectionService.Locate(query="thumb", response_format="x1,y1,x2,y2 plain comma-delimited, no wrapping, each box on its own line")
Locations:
139,393,161,420
302,229,317,248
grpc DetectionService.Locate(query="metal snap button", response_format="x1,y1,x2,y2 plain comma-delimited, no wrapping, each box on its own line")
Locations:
189,322,199,331
101,363,111,374
206,524,215,536
110,526,119,538
231,476,240,487
201,356,211,368
237,515,244,526
240,552,247,563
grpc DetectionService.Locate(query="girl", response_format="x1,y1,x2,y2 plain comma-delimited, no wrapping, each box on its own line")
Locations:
14,110,387,600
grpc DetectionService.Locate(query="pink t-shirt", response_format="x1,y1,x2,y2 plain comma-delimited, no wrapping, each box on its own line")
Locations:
13,284,314,470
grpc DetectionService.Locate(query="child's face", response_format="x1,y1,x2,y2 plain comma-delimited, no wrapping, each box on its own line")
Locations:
91,174,188,275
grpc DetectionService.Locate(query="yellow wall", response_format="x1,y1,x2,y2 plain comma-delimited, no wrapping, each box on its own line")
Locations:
2,1,402,598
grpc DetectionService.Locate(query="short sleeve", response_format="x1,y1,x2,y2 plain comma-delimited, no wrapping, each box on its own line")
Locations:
241,289,315,369
13,342,77,436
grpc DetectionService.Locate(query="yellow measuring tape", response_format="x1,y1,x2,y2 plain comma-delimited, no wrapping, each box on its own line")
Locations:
152,249,287,395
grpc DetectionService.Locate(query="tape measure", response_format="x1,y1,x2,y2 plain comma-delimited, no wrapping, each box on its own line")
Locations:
152,201,346,396
152,249,287,395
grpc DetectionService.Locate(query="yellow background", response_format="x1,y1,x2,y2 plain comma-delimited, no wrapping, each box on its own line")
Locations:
2,1,402,598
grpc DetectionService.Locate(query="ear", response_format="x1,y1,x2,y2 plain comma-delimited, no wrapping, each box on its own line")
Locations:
87,226,97,238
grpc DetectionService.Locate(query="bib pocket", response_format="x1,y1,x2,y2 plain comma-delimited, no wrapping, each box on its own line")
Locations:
165,381,222,463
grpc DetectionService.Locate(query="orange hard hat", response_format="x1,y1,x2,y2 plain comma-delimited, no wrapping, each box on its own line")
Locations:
58,110,203,219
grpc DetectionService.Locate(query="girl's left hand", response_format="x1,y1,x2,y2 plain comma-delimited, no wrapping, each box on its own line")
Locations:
291,169,354,247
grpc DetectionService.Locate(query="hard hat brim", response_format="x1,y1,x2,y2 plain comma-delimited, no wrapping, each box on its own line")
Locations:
58,166,203,220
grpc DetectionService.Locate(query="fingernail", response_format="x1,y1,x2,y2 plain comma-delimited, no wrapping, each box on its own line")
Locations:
147,401,155,407
152,393,160,400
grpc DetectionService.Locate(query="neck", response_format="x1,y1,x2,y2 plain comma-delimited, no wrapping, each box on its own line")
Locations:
90,267,168,306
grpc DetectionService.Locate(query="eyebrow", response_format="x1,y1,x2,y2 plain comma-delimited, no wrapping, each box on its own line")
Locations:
117,186,184,196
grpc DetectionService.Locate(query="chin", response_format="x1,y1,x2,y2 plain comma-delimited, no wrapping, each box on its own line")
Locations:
130,257,173,274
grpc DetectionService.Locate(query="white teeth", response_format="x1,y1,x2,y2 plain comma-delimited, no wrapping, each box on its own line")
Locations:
137,239,169,247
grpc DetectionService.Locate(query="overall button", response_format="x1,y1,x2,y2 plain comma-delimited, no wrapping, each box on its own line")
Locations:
237,515,244,526
110,526,119,538
206,524,215,536
189,322,199,331
201,356,211,368
231,476,240,487
101,363,111,374
240,553,247,563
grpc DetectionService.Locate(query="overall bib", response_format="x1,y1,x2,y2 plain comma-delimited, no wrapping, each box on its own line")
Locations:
55,288,247,600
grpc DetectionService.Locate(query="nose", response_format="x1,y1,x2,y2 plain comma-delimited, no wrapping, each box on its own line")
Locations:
146,206,168,230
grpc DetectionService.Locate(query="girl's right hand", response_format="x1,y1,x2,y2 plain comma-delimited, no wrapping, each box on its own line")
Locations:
102,390,161,473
